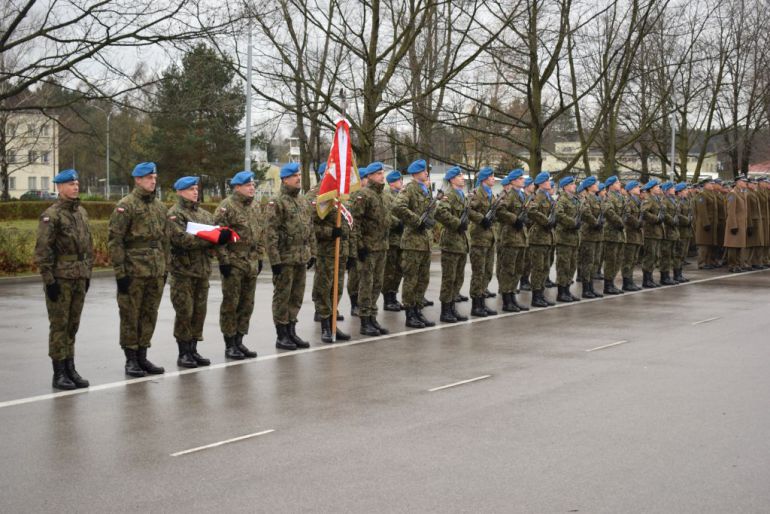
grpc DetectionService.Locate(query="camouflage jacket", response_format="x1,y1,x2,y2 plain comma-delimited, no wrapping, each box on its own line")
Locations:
34,198,94,285
108,187,169,279
496,188,529,248
602,191,626,243
263,183,316,265
662,195,680,241
527,189,555,246
623,194,644,245
167,197,215,278
554,192,581,247
434,187,469,253
384,187,403,248
641,195,665,240
579,193,603,243
678,197,693,238
468,185,496,248
306,184,350,257
214,191,265,276
351,181,390,252
392,180,433,252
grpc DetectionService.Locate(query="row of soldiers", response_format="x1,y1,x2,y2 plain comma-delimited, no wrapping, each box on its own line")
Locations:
34,161,768,390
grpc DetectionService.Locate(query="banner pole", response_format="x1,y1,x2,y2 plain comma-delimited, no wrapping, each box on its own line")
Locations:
331,89,348,341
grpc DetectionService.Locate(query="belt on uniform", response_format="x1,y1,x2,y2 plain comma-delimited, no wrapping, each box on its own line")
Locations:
58,253,86,262
125,240,160,249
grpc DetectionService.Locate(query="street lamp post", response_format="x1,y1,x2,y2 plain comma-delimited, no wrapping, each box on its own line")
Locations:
669,113,677,183
94,104,113,199
244,25,253,172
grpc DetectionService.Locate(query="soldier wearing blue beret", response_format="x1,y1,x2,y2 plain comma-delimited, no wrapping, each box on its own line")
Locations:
526,171,557,307
382,169,406,312
494,168,530,312
621,180,644,291
468,167,499,317
599,175,626,295
575,177,603,298
553,175,581,303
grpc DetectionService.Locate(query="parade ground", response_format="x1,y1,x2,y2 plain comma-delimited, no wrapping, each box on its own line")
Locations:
1,262,770,513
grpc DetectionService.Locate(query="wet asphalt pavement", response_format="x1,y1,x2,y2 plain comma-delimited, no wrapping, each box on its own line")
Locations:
1,261,770,513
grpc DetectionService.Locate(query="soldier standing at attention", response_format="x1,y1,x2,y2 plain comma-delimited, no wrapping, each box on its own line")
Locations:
553,175,581,303
640,180,664,288
621,180,644,291
108,162,168,377
434,166,470,322
167,176,223,368
35,169,94,390
673,183,692,282
694,178,720,269
745,179,765,269
467,166,498,317
264,162,316,350
352,162,391,336
658,182,680,285
346,168,369,317
600,176,626,295
518,176,535,292
215,171,263,360
577,177,603,298
527,171,556,308
382,170,405,311
392,159,436,328
724,176,749,272
495,168,530,312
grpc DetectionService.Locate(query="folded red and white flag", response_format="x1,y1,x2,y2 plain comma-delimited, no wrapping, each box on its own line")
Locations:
186,222,240,244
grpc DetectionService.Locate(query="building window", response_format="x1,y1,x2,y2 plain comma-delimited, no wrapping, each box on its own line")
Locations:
26,124,36,135
40,151,50,164
28,176,37,190
6,123,17,136
28,150,38,163
40,124,50,137
41,177,49,191
7,150,16,163
9,177,15,190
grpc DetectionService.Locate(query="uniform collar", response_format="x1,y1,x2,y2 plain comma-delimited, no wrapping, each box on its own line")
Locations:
233,190,254,205
179,197,198,210
281,183,300,197
132,186,156,203
57,197,80,211
368,181,385,193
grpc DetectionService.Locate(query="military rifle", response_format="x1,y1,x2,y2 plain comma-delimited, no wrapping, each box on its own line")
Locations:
418,189,444,228
483,188,509,224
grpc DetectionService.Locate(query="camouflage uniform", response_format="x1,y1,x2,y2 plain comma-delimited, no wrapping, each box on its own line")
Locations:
527,189,556,291
392,180,433,309
601,191,626,282
554,192,581,287
382,187,404,299
621,194,644,282
467,186,496,298
578,193,603,283
108,187,169,350
34,198,94,360
675,196,693,271
434,187,469,303
641,195,665,273
214,191,264,337
351,181,390,317
659,195,680,274
494,188,529,294
346,189,363,308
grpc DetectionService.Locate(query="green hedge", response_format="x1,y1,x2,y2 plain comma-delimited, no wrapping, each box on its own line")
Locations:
0,201,222,220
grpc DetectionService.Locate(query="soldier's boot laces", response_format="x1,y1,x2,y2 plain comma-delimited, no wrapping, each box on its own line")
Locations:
470,297,488,317
405,307,426,329
556,285,573,303
415,308,436,327
190,340,211,366
502,293,520,312
360,316,380,336
321,317,334,343
176,340,198,369
124,348,147,378
440,302,458,323
64,357,89,388
531,290,550,308
582,282,597,299
275,324,297,351
604,279,623,295
224,335,246,360
235,333,258,357
370,317,389,335
52,360,77,390
451,301,469,321
660,271,676,286
512,294,529,311
288,322,310,349
137,348,165,375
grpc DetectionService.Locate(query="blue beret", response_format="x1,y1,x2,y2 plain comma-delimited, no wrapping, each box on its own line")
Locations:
523,176,533,187
578,176,597,192
231,170,255,186
642,179,660,191
132,162,157,177
661,181,674,191
317,162,327,177
534,171,551,185
386,170,402,183
501,176,512,186
559,176,575,188
366,162,384,174
675,182,687,192
407,159,427,174
280,162,301,179
625,180,640,192
358,166,370,178
605,175,618,187
507,168,524,180
477,167,494,182
53,168,78,184
598,183,606,192
173,176,199,191
444,166,462,181
713,178,723,184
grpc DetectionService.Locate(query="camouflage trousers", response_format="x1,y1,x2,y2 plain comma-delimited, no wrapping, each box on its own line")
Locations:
659,239,677,272
603,241,624,281
642,238,661,272
117,275,165,350
358,250,386,317
400,249,431,308
674,237,690,268
170,274,209,342
520,247,531,281
555,244,578,287
496,246,525,294
440,251,467,303
596,242,604,273
347,259,359,299
529,244,551,290
312,252,346,319
383,245,403,294
272,263,306,325
578,241,600,282
46,278,87,360
469,245,494,297
220,268,257,337
622,243,642,279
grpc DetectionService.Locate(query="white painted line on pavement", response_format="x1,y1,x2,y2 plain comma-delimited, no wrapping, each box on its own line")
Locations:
0,268,766,410
170,429,275,457
692,317,721,326
586,340,629,352
428,375,492,392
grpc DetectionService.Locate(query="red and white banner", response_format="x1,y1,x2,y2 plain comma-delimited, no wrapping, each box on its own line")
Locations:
316,118,361,219
186,222,240,244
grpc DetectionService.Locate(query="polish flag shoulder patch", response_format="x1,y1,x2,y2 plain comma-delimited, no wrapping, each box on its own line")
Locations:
42,216,50,223
116,207,125,213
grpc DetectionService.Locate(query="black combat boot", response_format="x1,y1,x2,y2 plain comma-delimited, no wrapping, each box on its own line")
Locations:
124,348,146,377
176,340,198,369
604,279,623,295
405,307,426,328
450,302,468,321
660,271,675,285
235,333,257,357
531,290,550,308
622,277,633,291
415,308,436,327
335,325,351,340
370,317,389,335
501,293,520,312
360,315,380,336
582,282,597,299
544,278,556,288
623,277,642,292
190,340,211,366
556,285,573,303
337,312,345,321
288,322,310,348
137,347,165,374
484,289,496,298
455,293,469,302
594,271,604,280
321,317,334,343
519,276,532,291
383,292,402,312
590,281,604,297
568,288,581,301
642,271,657,288
350,294,360,317
674,268,689,283
511,293,529,311
440,302,458,322
470,297,488,317
483,297,498,315
52,360,77,390
422,297,434,307
224,335,245,360
64,357,89,388
275,324,297,350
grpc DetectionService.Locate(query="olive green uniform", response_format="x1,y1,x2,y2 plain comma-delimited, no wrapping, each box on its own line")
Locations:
621,194,644,280
495,188,529,294
675,196,693,269
467,187,496,297
434,187,469,303
601,191,626,281
351,181,390,317
578,193,603,283
554,192,581,287
641,196,665,272
659,196,680,273
527,190,556,290
392,181,434,308
382,187,404,297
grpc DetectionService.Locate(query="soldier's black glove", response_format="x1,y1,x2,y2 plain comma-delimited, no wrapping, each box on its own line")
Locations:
393,221,404,234
45,281,61,302
730,228,739,235
513,219,525,230
457,219,468,233
258,260,263,274
358,247,369,262
331,227,343,239
480,217,493,229
346,257,356,270
272,263,283,275
703,224,711,232
219,264,232,278
306,257,316,270
116,276,131,294
85,279,90,292
217,228,232,245
747,227,754,237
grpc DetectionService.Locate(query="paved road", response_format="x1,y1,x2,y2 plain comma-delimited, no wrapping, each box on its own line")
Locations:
1,264,769,513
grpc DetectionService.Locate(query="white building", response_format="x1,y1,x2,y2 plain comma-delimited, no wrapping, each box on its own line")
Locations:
3,112,59,198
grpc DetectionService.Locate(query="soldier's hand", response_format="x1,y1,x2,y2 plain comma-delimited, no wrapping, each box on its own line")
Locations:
730,228,739,235
116,276,131,294
703,224,711,232
331,227,343,239
394,221,404,234
346,257,356,270
272,263,283,275
457,219,468,232
513,219,525,230
480,217,493,229
45,281,61,302
217,228,232,245
219,264,232,278
85,279,90,292
306,257,316,270
358,247,369,262
423,217,436,229
258,260,263,274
